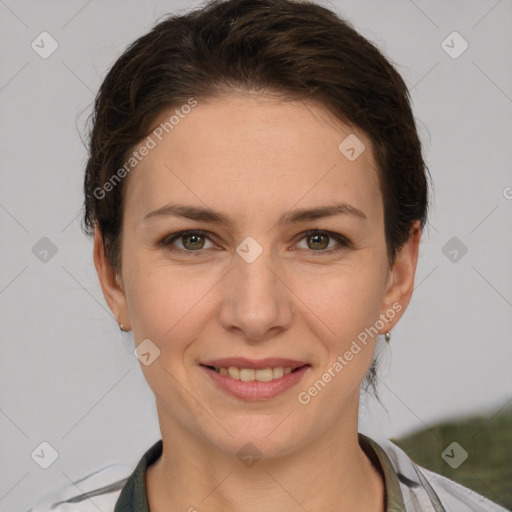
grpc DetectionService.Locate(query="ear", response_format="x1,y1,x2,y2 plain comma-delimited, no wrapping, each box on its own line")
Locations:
93,224,131,330
378,220,422,333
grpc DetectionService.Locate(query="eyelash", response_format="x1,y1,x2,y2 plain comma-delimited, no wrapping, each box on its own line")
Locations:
158,229,351,256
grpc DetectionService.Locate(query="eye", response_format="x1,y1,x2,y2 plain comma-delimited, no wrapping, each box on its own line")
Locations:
160,230,215,253
159,229,351,255
295,230,351,254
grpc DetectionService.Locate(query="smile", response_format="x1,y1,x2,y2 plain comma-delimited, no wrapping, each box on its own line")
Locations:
200,363,311,400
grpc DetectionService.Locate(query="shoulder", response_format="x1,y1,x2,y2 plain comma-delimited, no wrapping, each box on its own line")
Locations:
372,436,510,512
26,464,131,512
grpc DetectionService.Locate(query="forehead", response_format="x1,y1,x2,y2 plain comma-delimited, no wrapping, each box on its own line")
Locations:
123,94,382,226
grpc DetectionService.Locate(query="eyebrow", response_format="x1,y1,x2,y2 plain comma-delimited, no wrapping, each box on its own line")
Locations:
143,202,367,228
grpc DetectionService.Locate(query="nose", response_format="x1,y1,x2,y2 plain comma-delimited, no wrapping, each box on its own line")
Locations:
218,243,294,342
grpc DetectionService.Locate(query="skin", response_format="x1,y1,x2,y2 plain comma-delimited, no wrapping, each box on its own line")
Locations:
94,92,421,512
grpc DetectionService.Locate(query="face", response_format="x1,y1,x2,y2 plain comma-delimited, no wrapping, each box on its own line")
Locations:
95,93,420,459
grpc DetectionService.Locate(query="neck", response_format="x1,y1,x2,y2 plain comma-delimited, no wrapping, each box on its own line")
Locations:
146,399,385,512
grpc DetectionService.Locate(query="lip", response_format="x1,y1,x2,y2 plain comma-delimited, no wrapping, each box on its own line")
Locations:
200,363,311,400
200,357,308,370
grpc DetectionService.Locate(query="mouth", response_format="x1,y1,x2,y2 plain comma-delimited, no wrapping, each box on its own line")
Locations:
199,359,311,400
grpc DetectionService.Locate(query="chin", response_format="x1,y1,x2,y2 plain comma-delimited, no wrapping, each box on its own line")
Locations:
198,415,313,462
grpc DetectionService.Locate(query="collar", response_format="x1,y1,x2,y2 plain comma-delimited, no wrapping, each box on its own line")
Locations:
359,433,408,511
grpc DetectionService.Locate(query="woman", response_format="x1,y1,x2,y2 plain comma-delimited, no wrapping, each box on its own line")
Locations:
29,0,509,510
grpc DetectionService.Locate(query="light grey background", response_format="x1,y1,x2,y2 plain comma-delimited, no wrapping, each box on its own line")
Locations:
1,0,511,510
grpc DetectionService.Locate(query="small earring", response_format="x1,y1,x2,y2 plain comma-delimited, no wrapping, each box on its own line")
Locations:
119,323,126,332
384,331,391,343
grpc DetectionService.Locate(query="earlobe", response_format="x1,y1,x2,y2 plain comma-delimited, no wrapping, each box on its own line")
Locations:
93,225,131,330
379,220,421,332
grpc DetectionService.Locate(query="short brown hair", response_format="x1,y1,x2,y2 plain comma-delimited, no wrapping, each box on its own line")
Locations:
81,0,431,395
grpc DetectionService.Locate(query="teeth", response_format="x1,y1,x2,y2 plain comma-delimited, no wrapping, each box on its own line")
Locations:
227,367,240,379
273,367,284,379
213,366,299,381
240,368,257,381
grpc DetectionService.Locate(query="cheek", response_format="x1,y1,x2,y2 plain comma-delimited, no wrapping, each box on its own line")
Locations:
296,272,384,400
124,260,218,349
125,267,210,401
295,263,385,338
294,268,386,395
